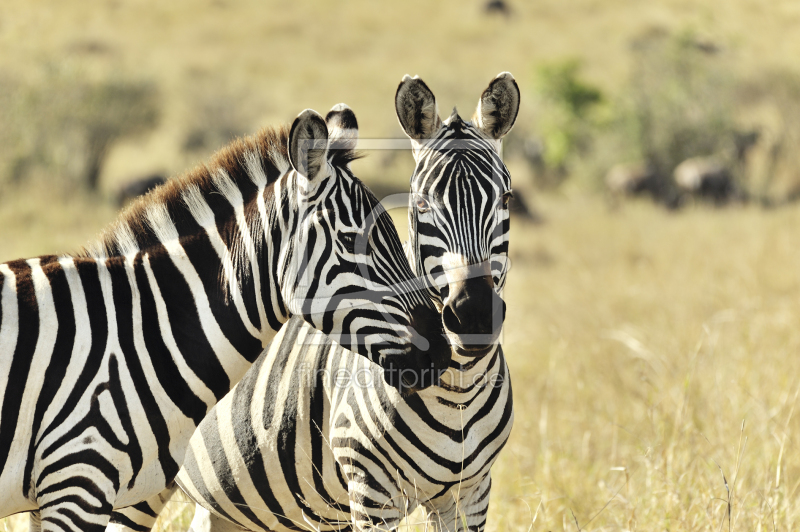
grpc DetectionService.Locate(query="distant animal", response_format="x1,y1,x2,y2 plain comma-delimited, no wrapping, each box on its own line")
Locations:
606,162,660,197
484,0,511,16
507,188,542,222
673,156,734,204
732,130,759,162
116,174,167,206
2,104,449,531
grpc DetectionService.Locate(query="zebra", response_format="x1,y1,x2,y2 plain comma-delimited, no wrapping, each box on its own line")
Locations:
165,72,520,532
0,103,451,531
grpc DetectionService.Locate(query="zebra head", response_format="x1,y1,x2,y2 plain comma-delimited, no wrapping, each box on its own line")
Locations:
395,73,520,355
282,105,449,392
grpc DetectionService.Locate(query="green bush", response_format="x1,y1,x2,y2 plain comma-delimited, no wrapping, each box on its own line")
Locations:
522,30,773,203
531,59,604,186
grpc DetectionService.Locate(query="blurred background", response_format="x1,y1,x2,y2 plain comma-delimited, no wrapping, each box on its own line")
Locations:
3,0,800,530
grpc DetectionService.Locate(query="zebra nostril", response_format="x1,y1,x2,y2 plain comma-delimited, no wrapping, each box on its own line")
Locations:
442,304,463,334
439,284,450,303
492,294,507,326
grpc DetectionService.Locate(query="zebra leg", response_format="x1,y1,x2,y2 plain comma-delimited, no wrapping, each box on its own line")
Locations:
346,470,406,532
457,474,492,532
188,505,246,532
106,483,178,532
38,491,113,532
429,474,493,532
29,511,42,532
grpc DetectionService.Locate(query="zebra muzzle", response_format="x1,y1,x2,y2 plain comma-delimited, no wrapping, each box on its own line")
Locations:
442,270,506,353
383,303,451,395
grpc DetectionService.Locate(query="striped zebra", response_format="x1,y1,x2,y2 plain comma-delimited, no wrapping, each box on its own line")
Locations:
0,104,450,531
169,72,520,532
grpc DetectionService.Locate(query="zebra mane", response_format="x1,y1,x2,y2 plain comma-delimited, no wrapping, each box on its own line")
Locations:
81,125,291,260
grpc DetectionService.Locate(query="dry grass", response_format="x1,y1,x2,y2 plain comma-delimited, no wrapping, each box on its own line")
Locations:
3,191,800,530
493,196,800,530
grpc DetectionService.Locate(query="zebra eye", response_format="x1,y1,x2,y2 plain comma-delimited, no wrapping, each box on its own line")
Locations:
416,197,430,213
501,191,514,209
339,232,357,254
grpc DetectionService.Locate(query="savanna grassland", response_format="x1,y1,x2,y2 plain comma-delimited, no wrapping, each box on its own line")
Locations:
3,0,800,530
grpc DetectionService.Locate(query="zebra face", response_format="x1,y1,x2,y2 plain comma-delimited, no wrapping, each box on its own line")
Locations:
396,73,520,355
283,105,449,392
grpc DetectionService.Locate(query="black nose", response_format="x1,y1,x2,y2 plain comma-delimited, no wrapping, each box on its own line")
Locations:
442,274,505,349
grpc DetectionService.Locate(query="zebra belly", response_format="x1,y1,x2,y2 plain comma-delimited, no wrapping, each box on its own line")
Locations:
31,349,193,509
0,349,183,516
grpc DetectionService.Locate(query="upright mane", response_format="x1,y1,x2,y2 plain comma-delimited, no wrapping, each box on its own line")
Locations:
81,125,291,259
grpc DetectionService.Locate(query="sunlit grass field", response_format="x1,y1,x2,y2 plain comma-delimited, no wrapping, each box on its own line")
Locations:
2,188,800,530
4,0,800,530
497,198,800,530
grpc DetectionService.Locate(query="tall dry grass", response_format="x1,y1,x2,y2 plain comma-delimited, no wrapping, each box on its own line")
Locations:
2,191,800,530
492,196,800,530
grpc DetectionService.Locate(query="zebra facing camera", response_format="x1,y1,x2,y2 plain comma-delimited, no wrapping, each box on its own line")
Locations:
290,138,511,353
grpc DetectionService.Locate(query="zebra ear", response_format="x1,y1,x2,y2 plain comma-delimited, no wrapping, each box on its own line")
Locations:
395,75,442,141
289,109,330,180
473,72,520,140
325,103,359,154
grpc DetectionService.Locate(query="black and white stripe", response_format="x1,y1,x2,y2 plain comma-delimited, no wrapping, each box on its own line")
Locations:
179,315,511,532
169,73,520,532
0,104,448,531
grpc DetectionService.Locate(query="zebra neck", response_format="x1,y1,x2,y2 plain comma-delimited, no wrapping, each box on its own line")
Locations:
269,171,337,319
116,247,271,377
437,343,503,394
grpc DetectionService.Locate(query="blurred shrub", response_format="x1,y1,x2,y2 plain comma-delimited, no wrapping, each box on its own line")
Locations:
528,59,604,188
516,30,788,206
0,70,160,190
736,69,800,203
181,80,253,157
623,30,739,196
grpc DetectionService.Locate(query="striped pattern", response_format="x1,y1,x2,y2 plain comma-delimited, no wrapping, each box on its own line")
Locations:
407,109,512,305
177,316,512,532
0,105,445,531
161,74,521,532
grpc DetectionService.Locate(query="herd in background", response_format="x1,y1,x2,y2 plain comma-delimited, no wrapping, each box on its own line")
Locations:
115,131,776,222
604,129,761,208
115,139,755,214
108,13,800,216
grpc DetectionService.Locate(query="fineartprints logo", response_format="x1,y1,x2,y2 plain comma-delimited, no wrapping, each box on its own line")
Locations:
294,362,507,392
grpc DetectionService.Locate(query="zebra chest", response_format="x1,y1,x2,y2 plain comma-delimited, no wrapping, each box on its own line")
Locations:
327,372,514,500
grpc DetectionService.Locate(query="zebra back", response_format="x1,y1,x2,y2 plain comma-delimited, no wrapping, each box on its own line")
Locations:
0,105,448,529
